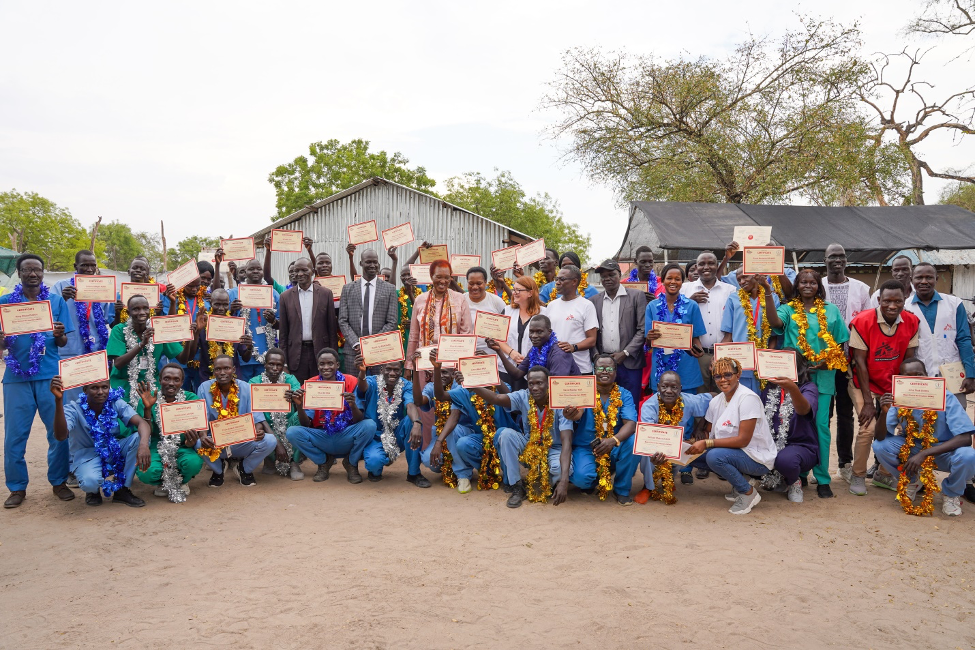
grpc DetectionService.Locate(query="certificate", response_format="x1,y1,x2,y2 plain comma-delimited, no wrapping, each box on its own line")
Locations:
650,322,693,350
436,335,477,363
893,375,947,411
491,245,521,270
348,220,378,245
270,229,304,253
250,383,291,413
415,345,438,371
168,258,200,291
220,237,255,262
633,423,684,460
237,284,274,309
159,399,208,436
315,275,347,297
121,282,160,307
359,331,405,366
548,376,597,409
74,275,116,302
732,226,772,247
622,282,649,292
516,238,546,266
303,380,346,411
210,413,257,447
742,246,785,275
450,255,481,277
714,342,756,371
458,355,500,388
671,441,705,467
474,311,511,341
755,349,798,382
59,350,109,390
150,314,193,343
418,245,449,264
381,222,415,249
0,300,53,335
940,361,967,394
409,264,432,285
206,315,246,343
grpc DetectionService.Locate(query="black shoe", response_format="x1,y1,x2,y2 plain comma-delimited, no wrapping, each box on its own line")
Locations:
866,461,878,479
406,474,432,488
507,480,527,508
580,487,595,496
342,458,363,484
616,493,634,506
680,473,694,485
502,482,515,494
800,476,809,487
209,458,226,488
237,461,256,487
85,491,103,506
965,483,975,504
695,468,710,480
367,471,383,482
816,484,834,499
111,486,145,507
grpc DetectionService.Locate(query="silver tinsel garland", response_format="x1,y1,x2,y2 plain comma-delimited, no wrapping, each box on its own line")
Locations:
123,322,156,410
152,390,188,503
240,302,277,364
375,378,404,463
760,387,794,489
259,372,293,476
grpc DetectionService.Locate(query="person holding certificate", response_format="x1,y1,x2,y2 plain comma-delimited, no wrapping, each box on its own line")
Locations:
680,251,734,394
228,259,280,381
248,348,304,480
719,270,781,394
285,348,375,484
196,356,275,488
111,256,168,325
486,276,544,391
1,254,74,508
645,264,706,393
338,248,399,375
50,376,151,507
718,240,796,301
559,354,640,506
767,269,849,498
538,251,598,305
525,247,559,300
487,314,580,382
194,288,254,383
405,259,472,373
683,357,778,516
872,359,975,517
278,258,338,383
623,246,665,303
160,261,213,388
543,265,599,373
133,364,206,501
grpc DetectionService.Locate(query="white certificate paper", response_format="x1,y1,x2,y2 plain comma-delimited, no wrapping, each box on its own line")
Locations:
732,226,772,247
892,375,947,411
714,342,757,371
409,264,433,285
359,331,405,366
74,275,117,302
754,349,797,381
650,322,693,350
220,237,255,262
633,423,684,460
150,314,193,344
742,246,785,276
418,245,449,264
315,275,347,297
347,220,379,245
436,335,478,363
159,399,208,436
474,311,511,341
381,223,415,249
457,355,501,388
237,284,274,309
548,376,597,409
270,229,304,253
167,259,200,291
59,350,109,390
0,300,54,335
516,239,546,266
491,245,521,270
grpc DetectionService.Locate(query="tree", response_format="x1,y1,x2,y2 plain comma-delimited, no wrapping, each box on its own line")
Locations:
135,231,167,273
904,0,974,38
0,189,100,271
167,236,219,270
442,170,592,264
268,138,437,218
97,221,144,271
939,180,975,210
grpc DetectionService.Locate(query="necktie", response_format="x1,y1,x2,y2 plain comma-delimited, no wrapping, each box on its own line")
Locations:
362,281,371,337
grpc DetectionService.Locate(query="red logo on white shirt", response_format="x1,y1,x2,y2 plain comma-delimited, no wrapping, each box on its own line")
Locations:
721,420,733,427
565,314,576,321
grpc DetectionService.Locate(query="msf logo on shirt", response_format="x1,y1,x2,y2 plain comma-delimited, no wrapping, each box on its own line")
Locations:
721,420,733,427
564,314,577,321
873,341,900,363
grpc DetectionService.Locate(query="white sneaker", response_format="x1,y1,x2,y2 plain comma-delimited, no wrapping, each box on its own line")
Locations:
724,489,738,501
787,480,803,503
457,478,472,494
838,463,853,483
181,484,190,496
729,489,761,515
289,462,305,481
153,486,168,498
943,495,963,516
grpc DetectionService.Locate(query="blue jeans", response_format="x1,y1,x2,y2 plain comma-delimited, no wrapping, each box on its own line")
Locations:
419,424,482,479
614,364,644,410
873,435,976,498
571,442,640,496
199,434,278,474
73,434,140,494
3,379,69,491
286,420,376,466
689,448,769,494
494,427,567,485
363,417,422,476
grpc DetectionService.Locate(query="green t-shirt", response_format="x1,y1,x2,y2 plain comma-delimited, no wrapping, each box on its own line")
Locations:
273,280,288,295
774,302,850,395
136,390,201,446
249,372,302,427
106,323,185,402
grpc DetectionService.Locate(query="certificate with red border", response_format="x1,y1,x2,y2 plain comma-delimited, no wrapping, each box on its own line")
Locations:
474,311,511,341
250,384,291,413
893,375,946,411
303,380,346,411
159,399,208,436
0,300,53,335
418,245,449,264
237,284,274,309
270,229,304,253
633,423,684,460
381,223,415,249
315,275,347,297
206,315,246,343
210,413,257,447
714,342,756,371
121,283,161,307
650,322,693,350
348,220,379,245
450,255,481,277
754,349,797,381
167,258,199,291
359,331,405,366
457,355,500,388
59,350,109,390
409,264,432,285
220,237,255,262
74,275,117,302
742,246,785,275
548,376,597,409
436,335,477,363
491,245,521,270
516,239,546,266
150,314,193,343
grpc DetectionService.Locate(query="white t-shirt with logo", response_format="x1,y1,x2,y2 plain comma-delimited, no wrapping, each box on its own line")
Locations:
544,296,599,373
705,384,778,469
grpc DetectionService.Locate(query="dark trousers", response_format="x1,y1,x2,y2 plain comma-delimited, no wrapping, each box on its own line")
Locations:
774,445,818,485
615,364,644,410
294,341,318,383
830,370,855,466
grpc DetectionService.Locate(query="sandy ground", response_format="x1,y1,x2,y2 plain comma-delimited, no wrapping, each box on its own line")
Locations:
0,393,974,650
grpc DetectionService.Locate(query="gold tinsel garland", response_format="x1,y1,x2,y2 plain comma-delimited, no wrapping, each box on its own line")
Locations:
472,394,502,490
435,400,457,488
519,398,555,503
788,298,848,371
178,286,209,369
591,386,622,500
487,277,515,306
549,282,587,302
398,286,420,345
534,271,547,290
896,408,940,516
649,397,683,505
771,276,785,301
739,286,772,389
198,380,240,461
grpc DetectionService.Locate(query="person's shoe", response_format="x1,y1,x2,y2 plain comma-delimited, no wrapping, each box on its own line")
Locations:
342,458,363,484
313,463,332,482
153,486,168,498
85,491,102,506
817,484,834,498
872,472,898,492
261,457,276,475
181,483,191,496
368,471,383,483
406,473,432,488
848,476,867,496
616,493,634,506
903,481,922,502
502,482,515,494
65,472,79,489
964,482,975,504
289,462,305,481
4,491,26,508
634,488,652,504
787,481,803,503
506,480,526,508
866,461,879,479
680,473,694,485
729,489,761,515
943,495,963,516
237,461,257,487
52,483,75,501
800,476,809,487
771,478,789,493
695,468,710,480
111,486,145,507
209,458,226,488
724,489,739,502
838,463,853,483
457,478,472,494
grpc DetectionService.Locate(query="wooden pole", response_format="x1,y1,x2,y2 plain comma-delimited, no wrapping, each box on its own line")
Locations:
161,221,168,274
89,216,102,254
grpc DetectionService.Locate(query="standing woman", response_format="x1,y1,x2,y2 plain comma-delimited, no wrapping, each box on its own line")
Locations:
645,264,706,394
487,275,543,391
767,268,848,498
719,270,780,393
406,260,473,372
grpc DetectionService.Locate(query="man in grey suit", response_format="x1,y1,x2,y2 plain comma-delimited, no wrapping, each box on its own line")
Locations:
589,259,646,406
338,248,400,374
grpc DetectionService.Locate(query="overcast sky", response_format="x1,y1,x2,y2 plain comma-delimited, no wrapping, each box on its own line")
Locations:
1,1,972,263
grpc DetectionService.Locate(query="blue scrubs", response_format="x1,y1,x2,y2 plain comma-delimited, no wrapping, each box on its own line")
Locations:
63,397,140,494
227,284,280,381
196,379,276,474
443,384,517,480
719,291,781,393
645,297,707,392
494,389,575,486
569,385,640,496
538,282,599,305
160,292,208,391
358,376,421,477
51,279,115,404
638,392,712,483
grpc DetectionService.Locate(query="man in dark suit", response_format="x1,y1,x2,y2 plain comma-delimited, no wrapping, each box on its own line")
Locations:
589,259,646,406
278,258,338,382
338,248,399,375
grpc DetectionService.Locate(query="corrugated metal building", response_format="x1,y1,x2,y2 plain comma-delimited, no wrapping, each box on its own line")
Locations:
250,177,534,281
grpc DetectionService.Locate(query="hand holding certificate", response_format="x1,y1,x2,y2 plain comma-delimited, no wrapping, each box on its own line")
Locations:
714,342,756,371
892,375,946,411
0,300,54,335
633,423,684,460
348,220,378,245
415,345,437,371
250,384,290,413
237,284,274,309
516,239,546,266
940,362,967,394
436,335,477,363
210,413,257,447
121,283,161,307
381,223,415,249
359,331,405,366
315,275,347,297
491,245,521,270
409,264,432,285
159,400,208,436
270,229,304,253
418,245,449,264
742,246,785,275
74,275,117,302
151,315,193,343
167,259,200,291
732,226,772,247
220,237,255,262
548,376,597,409
649,322,693,350
303,381,346,411
59,350,109,390
473,311,511,341
457,356,500,388
755,349,797,381
206,315,246,343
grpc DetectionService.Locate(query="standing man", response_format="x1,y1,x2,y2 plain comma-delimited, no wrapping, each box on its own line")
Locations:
278,258,337,383
905,263,975,409
544,265,599,374
227,259,280,382
821,244,871,482
681,251,734,393
869,255,915,307
590,259,646,406
338,248,399,375
1,254,74,508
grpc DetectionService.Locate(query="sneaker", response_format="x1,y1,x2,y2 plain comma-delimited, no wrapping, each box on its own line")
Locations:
406,474,432,488
866,461,879,479
209,459,226,488
943,495,963,516
289,462,305,481
457,478,472,494
85,491,103,506
872,472,898,492
237,461,257,487
368,471,383,483
66,472,79,488
816,484,833,498
506,480,527,508
111,486,146,507
838,463,853,483
153,486,168,498
616,493,634,506
849,475,867,496
181,483,190,496
787,481,803,503
695,468,710,480
342,458,363,484
729,489,761,515
680,473,694,485
724,489,739,502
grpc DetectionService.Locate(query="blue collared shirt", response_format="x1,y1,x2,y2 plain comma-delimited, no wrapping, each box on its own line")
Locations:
227,285,280,369
570,385,638,448
645,298,707,391
911,292,975,378
886,391,975,443
505,389,574,448
0,290,74,383
196,379,265,424
357,375,414,422
50,279,116,358
63,398,139,458
639,392,712,438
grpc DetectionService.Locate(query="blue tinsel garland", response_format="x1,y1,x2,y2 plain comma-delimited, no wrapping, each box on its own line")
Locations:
80,387,128,497
3,284,50,378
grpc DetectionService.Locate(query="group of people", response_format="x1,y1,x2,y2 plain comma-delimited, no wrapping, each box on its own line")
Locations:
2,234,974,518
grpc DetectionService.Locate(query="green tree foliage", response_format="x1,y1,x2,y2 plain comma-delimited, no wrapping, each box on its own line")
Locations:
97,221,145,271
268,138,437,218
939,180,976,211
167,236,220,269
134,231,167,272
443,170,592,264
0,189,102,271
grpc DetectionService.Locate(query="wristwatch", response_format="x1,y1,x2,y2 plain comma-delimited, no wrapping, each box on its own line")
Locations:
572,343,578,352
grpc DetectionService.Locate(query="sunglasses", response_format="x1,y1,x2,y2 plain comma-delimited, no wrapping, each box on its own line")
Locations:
595,366,615,373
712,372,737,381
